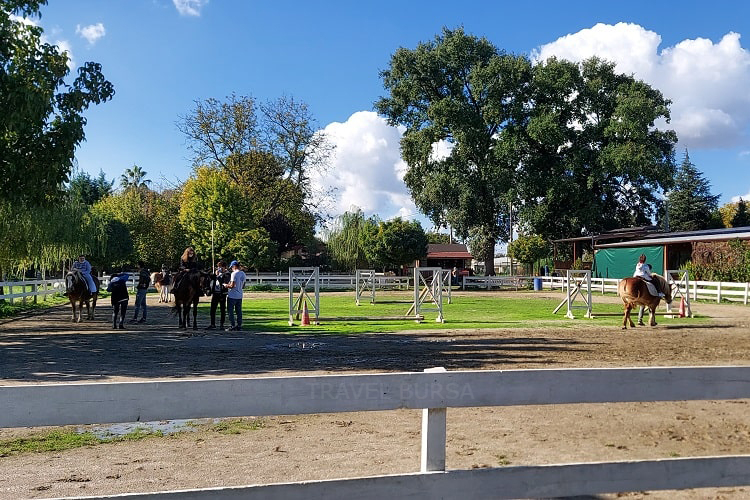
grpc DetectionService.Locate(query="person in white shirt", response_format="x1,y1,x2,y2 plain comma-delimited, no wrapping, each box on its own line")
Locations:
224,260,247,332
633,254,664,325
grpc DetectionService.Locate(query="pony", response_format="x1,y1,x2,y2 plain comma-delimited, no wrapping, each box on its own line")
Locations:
65,270,100,323
172,269,210,329
151,271,172,303
617,273,672,329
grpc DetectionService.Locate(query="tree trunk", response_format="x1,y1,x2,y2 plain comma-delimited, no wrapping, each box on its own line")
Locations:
483,245,495,276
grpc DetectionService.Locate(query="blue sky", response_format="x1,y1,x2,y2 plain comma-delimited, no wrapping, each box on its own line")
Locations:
28,0,750,228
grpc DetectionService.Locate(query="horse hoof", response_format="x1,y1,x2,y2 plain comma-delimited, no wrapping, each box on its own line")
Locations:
637,321,645,327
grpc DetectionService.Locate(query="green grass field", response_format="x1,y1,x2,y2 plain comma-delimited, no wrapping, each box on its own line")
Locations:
201,291,702,334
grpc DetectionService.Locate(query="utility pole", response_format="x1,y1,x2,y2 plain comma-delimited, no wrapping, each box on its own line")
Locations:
211,221,215,269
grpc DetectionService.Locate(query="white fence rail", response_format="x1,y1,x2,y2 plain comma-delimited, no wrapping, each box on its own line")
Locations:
246,273,411,290
3,366,750,499
0,278,64,304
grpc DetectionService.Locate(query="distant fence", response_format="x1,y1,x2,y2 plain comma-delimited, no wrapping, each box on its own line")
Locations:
2,366,750,498
246,273,411,290
463,274,750,305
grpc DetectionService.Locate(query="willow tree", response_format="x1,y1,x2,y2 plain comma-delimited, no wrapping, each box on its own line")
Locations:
324,210,378,271
376,28,531,274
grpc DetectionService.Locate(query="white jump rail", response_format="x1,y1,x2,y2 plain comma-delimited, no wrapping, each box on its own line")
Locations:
2,366,750,499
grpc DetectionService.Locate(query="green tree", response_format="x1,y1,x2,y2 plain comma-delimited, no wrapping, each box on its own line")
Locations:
368,218,428,272
68,170,114,205
518,57,677,240
325,209,378,271
426,232,452,244
376,28,530,274
1,0,114,206
225,228,277,272
664,151,720,231
731,198,750,228
178,167,251,260
507,234,550,274
119,165,151,192
178,94,331,223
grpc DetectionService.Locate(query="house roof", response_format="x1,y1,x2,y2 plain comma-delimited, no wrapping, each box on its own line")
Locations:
426,244,473,259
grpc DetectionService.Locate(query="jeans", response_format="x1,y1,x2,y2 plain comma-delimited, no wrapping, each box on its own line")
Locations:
210,293,227,326
227,297,242,328
133,289,147,319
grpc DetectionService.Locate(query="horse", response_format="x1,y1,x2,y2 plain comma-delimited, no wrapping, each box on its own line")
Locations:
65,270,100,323
172,269,210,329
151,271,172,303
617,273,672,329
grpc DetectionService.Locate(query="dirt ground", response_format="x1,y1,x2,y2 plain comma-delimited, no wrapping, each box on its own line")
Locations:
1,291,749,499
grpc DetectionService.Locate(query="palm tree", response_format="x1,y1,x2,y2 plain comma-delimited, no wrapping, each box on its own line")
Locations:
120,165,151,191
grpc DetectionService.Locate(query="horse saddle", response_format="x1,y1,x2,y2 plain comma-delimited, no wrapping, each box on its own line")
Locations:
636,277,660,297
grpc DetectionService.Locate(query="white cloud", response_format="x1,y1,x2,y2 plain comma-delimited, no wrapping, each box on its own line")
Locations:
75,23,105,46
316,111,422,223
173,0,209,16
533,23,750,149
731,191,750,203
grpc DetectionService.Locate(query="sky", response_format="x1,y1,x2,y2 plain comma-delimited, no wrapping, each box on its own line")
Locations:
25,0,750,231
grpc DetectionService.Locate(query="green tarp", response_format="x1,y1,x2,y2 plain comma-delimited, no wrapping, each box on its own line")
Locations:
593,246,663,279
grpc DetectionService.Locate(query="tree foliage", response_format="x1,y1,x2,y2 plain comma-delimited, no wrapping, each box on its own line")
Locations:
225,228,277,272
664,151,721,231
325,209,375,271
1,0,114,206
119,165,151,192
376,28,678,273
507,234,550,274
518,57,677,239
731,198,750,228
376,28,528,274
68,170,114,205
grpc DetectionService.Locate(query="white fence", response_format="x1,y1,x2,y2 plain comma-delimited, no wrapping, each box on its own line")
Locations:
2,366,750,499
463,274,750,305
246,273,411,290
0,278,63,304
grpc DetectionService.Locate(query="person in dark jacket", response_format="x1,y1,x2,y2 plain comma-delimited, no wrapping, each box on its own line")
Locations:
108,272,130,329
173,247,199,293
130,261,150,323
207,260,231,330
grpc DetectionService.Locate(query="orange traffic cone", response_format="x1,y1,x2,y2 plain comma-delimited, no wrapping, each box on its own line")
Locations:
301,301,311,326
678,297,686,318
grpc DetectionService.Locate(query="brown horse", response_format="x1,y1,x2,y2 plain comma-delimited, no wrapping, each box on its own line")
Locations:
172,270,210,329
151,271,172,303
65,271,100,322
617,273,672,329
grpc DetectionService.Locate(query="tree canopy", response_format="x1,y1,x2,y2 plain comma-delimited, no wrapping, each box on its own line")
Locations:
664,151,721,231
376,28,678,274
1,0,114,207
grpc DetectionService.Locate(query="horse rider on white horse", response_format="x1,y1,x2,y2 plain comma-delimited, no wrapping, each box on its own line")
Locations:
72,254,98,294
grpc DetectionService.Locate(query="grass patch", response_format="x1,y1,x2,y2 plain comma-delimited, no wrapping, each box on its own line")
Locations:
0,295,68,319
198,290,709,334
0,427,163,457
209,418,265,434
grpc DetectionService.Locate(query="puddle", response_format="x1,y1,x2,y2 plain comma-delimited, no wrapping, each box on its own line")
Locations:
80,418,214,439
263,341,327,351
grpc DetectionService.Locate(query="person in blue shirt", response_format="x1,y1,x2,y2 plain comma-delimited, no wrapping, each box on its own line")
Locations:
72,255,97,294
224,260,247,331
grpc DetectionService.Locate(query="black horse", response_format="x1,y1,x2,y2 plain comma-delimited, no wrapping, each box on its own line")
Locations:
65,271,100,323
172,269,210,329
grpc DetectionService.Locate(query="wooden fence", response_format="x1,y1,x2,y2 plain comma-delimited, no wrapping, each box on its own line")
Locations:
2,366,750,499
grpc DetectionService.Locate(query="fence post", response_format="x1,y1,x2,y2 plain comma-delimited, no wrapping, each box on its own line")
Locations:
717,282,722,303
33,283,37,304
745,282,749,306
421,367,447,473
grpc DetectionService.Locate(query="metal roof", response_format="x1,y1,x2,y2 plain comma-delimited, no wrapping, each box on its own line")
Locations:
595,230,750,248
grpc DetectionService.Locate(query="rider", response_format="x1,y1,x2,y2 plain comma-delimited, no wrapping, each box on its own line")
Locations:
72,255,97,294
172,247,199,292
633,254,664,325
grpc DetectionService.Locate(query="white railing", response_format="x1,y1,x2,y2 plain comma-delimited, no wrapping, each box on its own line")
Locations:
461,275,525,290
246,273,411,290
3,366,750,499
0,278,64,304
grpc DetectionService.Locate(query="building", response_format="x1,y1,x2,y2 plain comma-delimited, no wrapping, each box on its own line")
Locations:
554,226,750,279
416,244,473,271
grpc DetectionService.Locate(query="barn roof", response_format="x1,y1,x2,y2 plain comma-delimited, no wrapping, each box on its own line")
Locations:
595,226,750,248
426,244,473,259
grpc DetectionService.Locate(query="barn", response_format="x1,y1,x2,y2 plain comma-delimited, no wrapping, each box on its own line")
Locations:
593,226,750,279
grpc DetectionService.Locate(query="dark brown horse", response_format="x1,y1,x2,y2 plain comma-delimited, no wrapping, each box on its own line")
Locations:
617,273,672,329
65,271,100,322
172,270,210,329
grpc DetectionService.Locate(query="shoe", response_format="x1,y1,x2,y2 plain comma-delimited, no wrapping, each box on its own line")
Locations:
138,318,146,323
206,325,215,330
225,326,235,332
113,323,118,329
128,318,137,323
119,323,125,329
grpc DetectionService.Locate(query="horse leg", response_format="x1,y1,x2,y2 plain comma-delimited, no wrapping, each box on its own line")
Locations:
622,304,631,329
90,295,97,320
192,301,198,330
649,303,658,326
